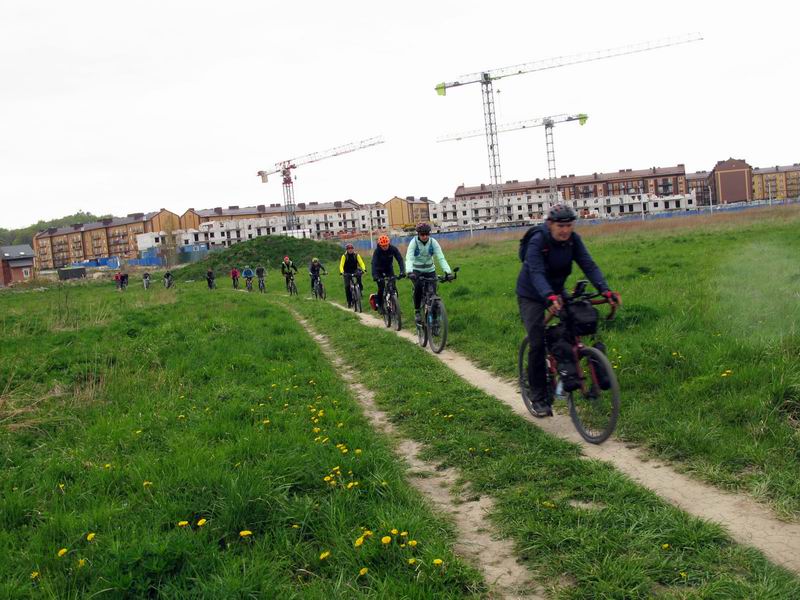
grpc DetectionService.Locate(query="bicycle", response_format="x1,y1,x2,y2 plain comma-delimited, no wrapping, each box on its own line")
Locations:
142,277,150,290
311,273,326,300
163,277,174,289
258,277,266,293
344,270,363,313
245,277,253,292
380,274,404,331
413,267,459,354
285,273,298,296
517,280,620,444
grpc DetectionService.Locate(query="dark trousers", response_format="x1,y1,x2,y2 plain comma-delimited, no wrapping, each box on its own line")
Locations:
232,277,239,289
207,278,214,289
343,272,363,305
518,296,547,403
412,271,437,311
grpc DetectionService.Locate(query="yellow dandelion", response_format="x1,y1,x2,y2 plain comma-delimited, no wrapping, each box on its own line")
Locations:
542,501,556,509
355,449,362,455
271,384,277,388
390,528,399,535
177,521,189,527
143,481,153,488
177,414,185,419
680,571,687,578
135,429,142,434
197,518,207,527
408,540,417,547
400,543,406,548
400,531,408,537
381,536,392,545
57,548,68,558
408,558,417,565
313,427,321,433
86,532,96,542
262,419,270,425
292,524,300,529
354,536,364,547
103,463,111,469
319,550,331,560
324,475,332,482
30,571,40,579
433,558,443,566
77,558,86,568
661,543,671,550
363,530,373,538
358,567,368,576
58,483,65,491
239,530,253,537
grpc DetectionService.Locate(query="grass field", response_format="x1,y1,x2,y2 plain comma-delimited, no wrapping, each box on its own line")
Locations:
282,294,800,598
0,284,485,598
362,207,800,518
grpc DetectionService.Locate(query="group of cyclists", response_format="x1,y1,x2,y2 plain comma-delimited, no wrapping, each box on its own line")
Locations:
115,270,173,290
223,265,267,291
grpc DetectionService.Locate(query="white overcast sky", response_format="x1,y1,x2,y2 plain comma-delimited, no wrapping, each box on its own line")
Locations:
1,0,798,229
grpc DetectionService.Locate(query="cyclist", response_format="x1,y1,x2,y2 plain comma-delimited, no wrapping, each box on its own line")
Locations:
242,265,255,290
206,268,215,289
405,222,452,326
120,272,129,290
114,271,122,291
308,257,327,292
143,271,151,289
339,243,366,308
230,267,240,289
163,271,174,288
281,256,298,291
516,204,620,418
371,234,405,313
255,265,266,291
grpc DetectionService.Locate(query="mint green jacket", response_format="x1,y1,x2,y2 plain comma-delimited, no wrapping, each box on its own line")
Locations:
405,237,452,274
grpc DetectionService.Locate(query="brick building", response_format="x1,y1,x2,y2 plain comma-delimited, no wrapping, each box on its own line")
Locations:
709,158,752,204
33,209,180,270
752,164,800,201
1,245,35,286
383,196,433,229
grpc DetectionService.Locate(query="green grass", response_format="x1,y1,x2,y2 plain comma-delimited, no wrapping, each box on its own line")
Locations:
353,209,800,518
284,293,800,598
0,283,485,598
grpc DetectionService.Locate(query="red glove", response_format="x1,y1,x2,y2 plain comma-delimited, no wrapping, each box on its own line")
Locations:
546,294,560,306
602,291,620,306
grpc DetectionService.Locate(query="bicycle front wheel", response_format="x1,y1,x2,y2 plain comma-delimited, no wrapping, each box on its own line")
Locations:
428,300,448,354
568,346,620,444
416,309,428,348
391,294,402,331
353,286,362,313
320,283,326,300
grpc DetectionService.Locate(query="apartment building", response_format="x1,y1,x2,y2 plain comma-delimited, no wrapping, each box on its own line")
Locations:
33,209,180,270
383,196,433,228
752,164,800,201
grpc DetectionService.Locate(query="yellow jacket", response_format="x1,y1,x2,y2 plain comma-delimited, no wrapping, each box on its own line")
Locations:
339,252,366,274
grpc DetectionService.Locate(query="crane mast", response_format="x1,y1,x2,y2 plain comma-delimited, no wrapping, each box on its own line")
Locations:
436,33,701,223
257,136,384,231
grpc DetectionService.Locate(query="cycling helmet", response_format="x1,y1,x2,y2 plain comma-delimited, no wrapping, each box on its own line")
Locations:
378,235,390,248
415,222,432,235
312,257,319,263
547,204,577,222
283,256,289,261
345,243,354,250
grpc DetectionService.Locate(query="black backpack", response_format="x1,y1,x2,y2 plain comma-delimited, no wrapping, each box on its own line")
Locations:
519,225,549,262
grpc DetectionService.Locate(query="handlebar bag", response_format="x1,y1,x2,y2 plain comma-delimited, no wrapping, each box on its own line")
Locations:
567,300,599,336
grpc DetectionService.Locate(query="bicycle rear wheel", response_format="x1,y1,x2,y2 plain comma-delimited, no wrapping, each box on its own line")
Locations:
428,299,448,354
567,346,620,444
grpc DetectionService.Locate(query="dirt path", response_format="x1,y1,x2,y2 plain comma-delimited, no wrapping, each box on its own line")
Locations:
335,303,800,576
291,311,543,599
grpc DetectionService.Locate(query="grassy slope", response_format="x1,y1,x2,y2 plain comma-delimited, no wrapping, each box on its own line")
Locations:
372,208,800,517
0,283,484,598
178,236,344,281
285,295,800,599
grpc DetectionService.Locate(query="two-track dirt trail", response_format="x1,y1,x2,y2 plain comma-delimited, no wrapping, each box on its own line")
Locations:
290,311,543,599
336,304,800,576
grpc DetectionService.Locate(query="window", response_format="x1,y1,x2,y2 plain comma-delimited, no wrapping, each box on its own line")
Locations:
184,240,189,245
653,202,659,208
462,210,467,216
664,201,670,209
154,237,160,243
22,268,30,278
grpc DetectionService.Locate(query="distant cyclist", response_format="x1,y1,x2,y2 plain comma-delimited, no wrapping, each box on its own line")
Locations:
405,223,452,326
230,267,240,289
371,235,405,313
308,257,327,290
206,268,215,290
255,265,266,292
281,256,298,291
339,243,366,308
242,265,255,291
163,271,174,288
517,204,620,417
142,271,151,289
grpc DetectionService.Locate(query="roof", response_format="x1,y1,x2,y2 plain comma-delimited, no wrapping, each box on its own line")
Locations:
6,258,34,268
454,165,686,197
752,164,800,174
686,171,709,180
194,200,366,218
1,245,35,259
34,212,161,238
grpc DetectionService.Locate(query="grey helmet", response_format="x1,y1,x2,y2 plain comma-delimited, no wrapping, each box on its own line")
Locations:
547,204,577,222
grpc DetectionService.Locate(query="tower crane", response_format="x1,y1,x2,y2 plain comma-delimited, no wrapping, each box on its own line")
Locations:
435,33,702,223
257,136,385,231
438,113,588,201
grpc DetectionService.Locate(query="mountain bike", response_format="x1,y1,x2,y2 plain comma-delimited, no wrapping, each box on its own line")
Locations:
258,277,266,293
518,280,620,444
163,276,174,289
344,270,363,313
245,276,253,292
414,267,459,354
285,273,298,296
142,276,150,290
380,274,404,331
311,273,326,300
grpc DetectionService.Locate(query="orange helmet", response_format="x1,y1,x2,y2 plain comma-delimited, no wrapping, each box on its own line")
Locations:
378,235,390,249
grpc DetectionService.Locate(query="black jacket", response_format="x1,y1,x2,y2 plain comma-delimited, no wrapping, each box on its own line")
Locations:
371,245,405,278
516,224,609,301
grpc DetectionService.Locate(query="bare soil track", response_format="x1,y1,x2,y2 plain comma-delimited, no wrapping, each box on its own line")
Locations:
336,303,800,576
292,311,543,599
